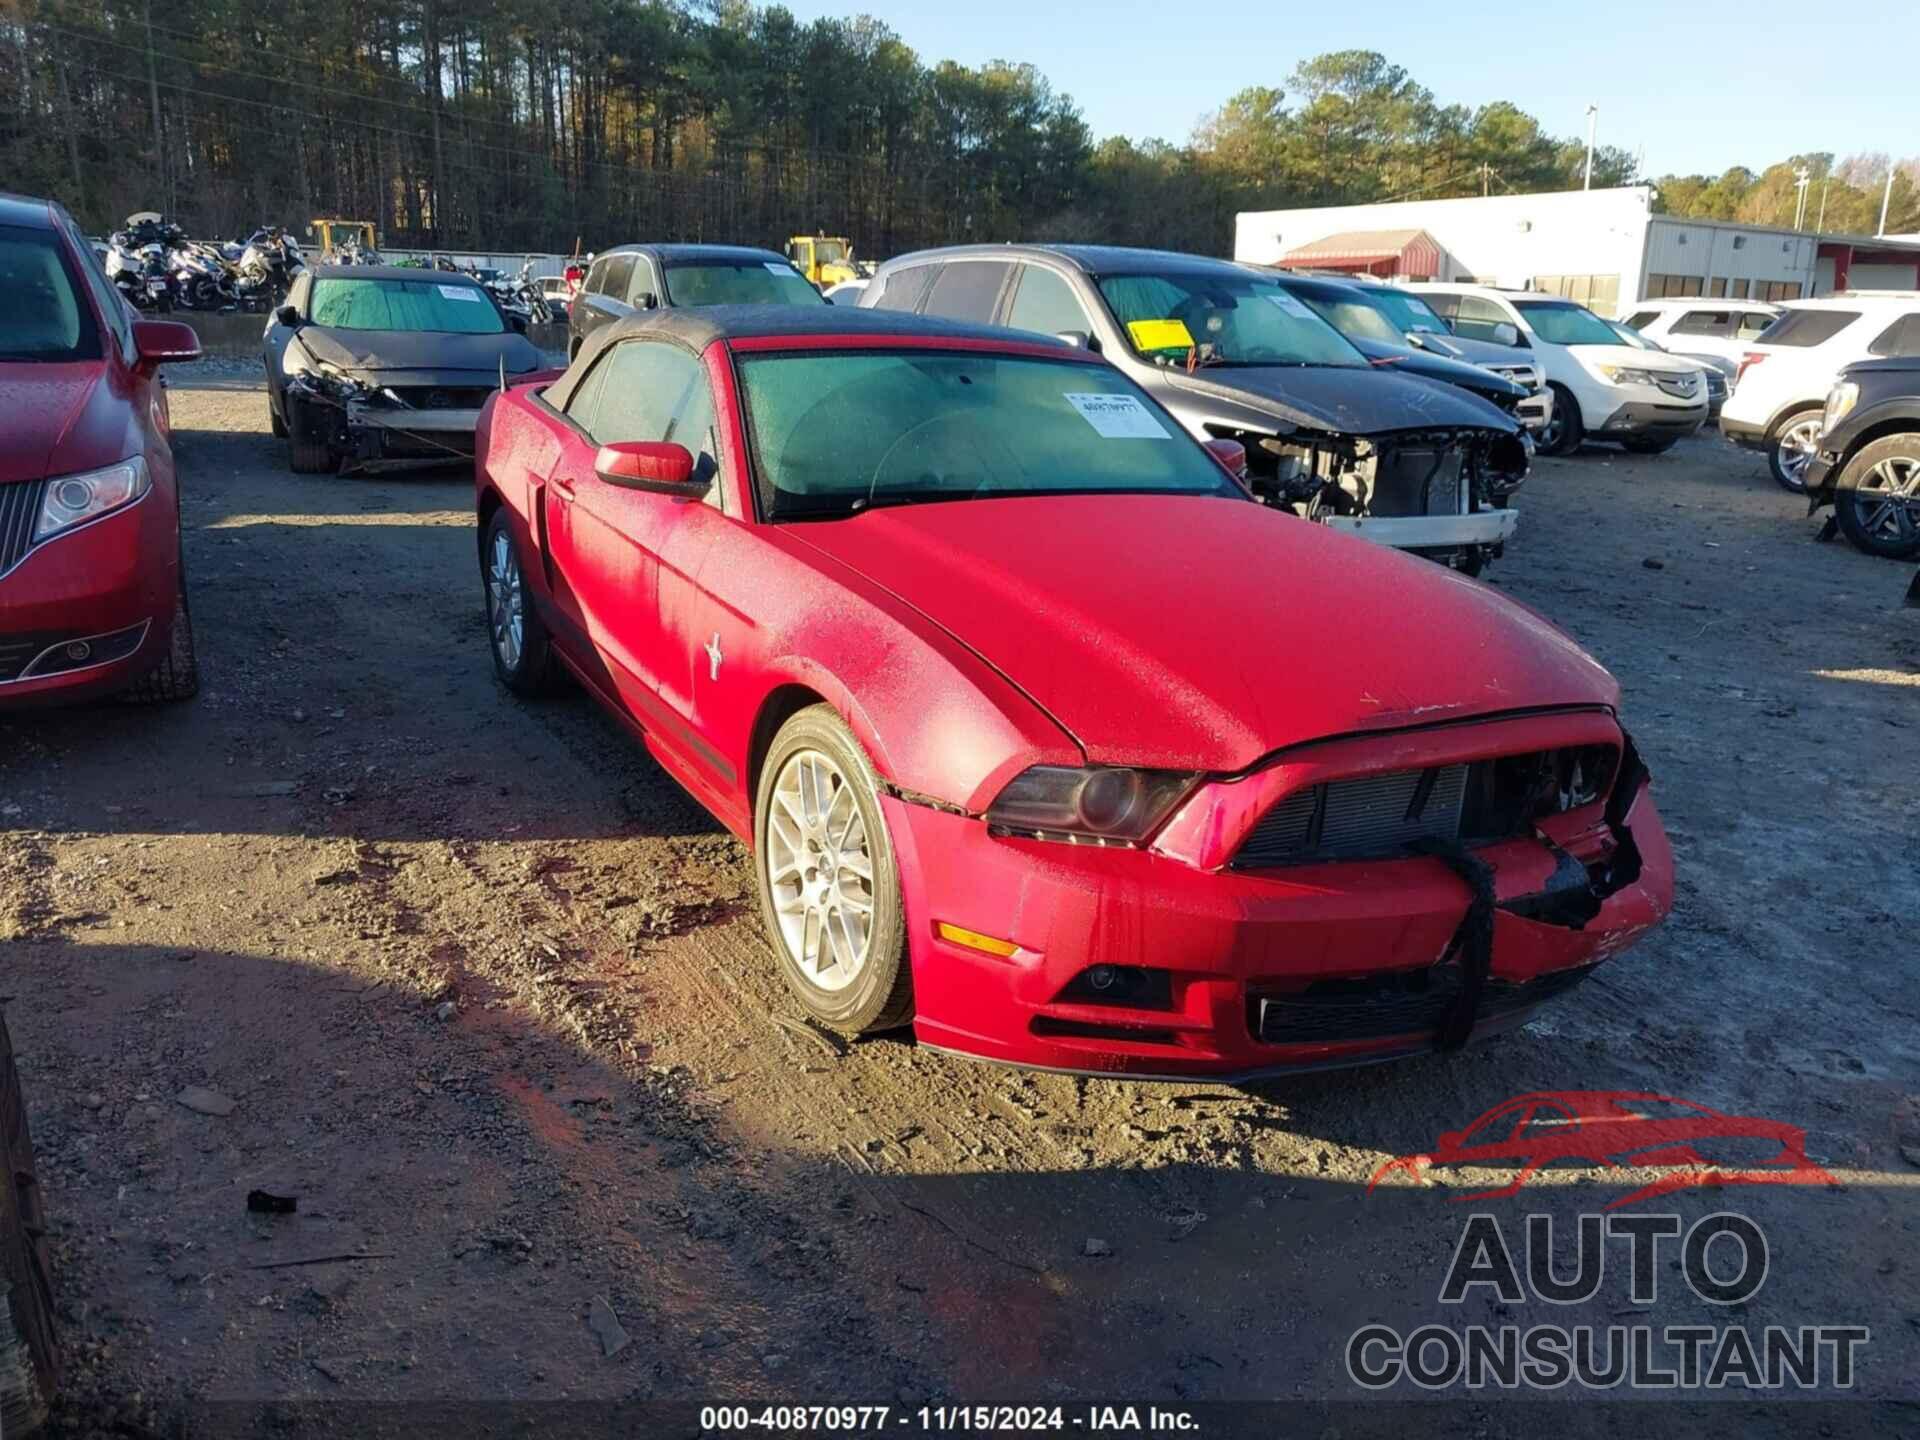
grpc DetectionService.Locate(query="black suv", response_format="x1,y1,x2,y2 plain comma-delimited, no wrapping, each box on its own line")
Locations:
1804,355,1920,559
567,244,824,360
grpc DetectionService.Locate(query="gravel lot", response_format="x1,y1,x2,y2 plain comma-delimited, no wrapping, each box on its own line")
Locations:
2,382,1916,1435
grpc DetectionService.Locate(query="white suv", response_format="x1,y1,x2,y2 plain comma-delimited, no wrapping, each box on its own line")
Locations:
1411,285,1709,457
1718,293,1920,490
1617,299,1780,368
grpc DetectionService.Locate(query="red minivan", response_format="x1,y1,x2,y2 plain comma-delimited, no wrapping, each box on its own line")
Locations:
0,192,202,707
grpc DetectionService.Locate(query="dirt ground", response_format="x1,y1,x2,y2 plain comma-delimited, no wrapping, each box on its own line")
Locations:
3,374,1917,1435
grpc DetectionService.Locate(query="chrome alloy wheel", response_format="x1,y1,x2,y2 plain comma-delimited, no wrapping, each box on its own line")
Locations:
1851,453,1920,544
1775,415,1823,489
765,748,875,992
487,528,524,671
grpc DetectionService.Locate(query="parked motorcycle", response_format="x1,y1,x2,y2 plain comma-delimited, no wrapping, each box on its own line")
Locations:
104,213,180,311
234,225,303,307
169,238,239,311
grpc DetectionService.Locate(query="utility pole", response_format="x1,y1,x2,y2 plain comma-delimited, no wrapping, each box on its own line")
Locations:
1880,166,1897,237
1792,166,1811,230
1816,176,1830,233
1583,105,1598,189
142,0,167,212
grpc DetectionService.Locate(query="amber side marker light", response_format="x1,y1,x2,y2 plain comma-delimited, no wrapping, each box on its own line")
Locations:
935,922,1020,957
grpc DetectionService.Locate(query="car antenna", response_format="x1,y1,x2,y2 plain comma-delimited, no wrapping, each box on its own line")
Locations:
498,352,506,395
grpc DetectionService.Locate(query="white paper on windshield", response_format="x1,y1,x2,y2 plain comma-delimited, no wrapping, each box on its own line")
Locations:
439,285,484,302
764,262,793,275
1264,291,1315,319
1064,393,1171,440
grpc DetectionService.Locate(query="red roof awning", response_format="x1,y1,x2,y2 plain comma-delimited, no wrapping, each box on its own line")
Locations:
1277,228,1443,278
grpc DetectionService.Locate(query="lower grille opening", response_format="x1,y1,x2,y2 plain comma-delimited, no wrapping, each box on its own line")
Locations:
1032,1017,1180,1046
1250,963,1596,1045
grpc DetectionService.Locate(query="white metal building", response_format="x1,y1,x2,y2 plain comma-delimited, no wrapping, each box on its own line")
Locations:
1234,187,1920,317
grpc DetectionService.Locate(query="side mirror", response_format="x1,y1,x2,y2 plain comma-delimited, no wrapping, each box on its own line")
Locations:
1491,322,1524,348
1202,437,1248,479
132,319,202,368
594,441,707,497
1054,330,1090,349
274,304,301,328
637,292,658,311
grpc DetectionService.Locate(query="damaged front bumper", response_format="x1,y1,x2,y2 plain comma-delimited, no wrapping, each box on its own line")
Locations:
890,712,1673,1081
1321,506,1520,552
288,369,485,471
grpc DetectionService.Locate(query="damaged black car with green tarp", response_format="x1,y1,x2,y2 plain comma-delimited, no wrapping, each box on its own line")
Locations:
263,265,545,475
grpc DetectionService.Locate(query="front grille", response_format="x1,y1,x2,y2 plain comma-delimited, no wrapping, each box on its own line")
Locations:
1371,436,1466,517
0,481,46,576
386,386,492,411
1233,746,1619,868
1489,364,1541,391
1655,373,1699,400
1251,963,1596,1044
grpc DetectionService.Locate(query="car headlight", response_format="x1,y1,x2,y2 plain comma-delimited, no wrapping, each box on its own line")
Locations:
1823,380,1859,434
35,457,151,542
1594,365,1662,387
985,765,1196,845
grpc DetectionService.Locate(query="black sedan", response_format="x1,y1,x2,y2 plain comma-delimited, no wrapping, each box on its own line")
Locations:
263,265,545,475
1805,355,1920,559
1261,271,1536,423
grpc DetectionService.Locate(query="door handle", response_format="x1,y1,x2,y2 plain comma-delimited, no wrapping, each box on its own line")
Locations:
549,474,576,502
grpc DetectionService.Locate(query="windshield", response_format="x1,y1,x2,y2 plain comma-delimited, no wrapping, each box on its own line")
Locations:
663,261,827,308
1292,291,1403,345
309,278,505,334
814,240,848,264
1607,321,1660,351
1371,289,1450,336
1096,271,1365,368
1514,300,1622,347
0,225,102,363
739,351,1243,520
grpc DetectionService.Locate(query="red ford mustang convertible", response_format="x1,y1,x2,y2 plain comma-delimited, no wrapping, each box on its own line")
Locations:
475,307,1672,1079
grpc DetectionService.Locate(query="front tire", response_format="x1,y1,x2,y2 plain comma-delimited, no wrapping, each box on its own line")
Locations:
1833,434,1920,559
120,578,198,704
0,1006,59,1435
286,399,336,475
754,706,912,1035
482,509,561,695
1539,384,1583,456
268,391,288,438
1768,409,1823,492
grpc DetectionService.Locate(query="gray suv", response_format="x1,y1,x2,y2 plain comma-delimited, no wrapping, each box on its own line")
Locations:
567,244,824,360
860,245,1530,574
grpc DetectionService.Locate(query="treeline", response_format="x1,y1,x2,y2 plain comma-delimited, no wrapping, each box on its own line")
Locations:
1651,155,1919,236
4,0,1906,258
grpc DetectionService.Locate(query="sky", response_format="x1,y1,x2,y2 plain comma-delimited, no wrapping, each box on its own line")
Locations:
779,0,1918,179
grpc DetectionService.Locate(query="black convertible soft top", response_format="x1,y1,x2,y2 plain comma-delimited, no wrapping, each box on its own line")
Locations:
543,304,1073,412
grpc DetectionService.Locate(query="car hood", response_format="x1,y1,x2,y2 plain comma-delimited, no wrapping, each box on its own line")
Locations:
292,326,544,377
1410,331,1515,368
1165,362,1516,436
1565,343,1703,375
0,362,103,484
1842,355,1920,379
792,494,1618,773
1348,338,1526,399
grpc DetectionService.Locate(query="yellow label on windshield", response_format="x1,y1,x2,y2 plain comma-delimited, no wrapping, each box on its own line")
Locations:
1126,318,1194,353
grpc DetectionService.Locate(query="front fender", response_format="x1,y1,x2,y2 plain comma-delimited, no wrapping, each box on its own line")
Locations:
1805,399,1920,508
